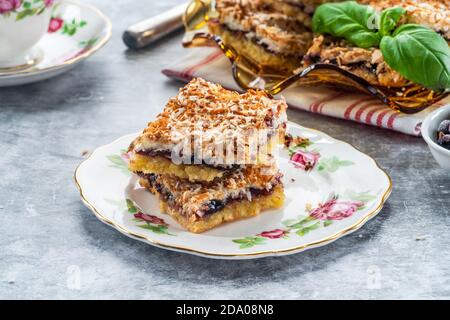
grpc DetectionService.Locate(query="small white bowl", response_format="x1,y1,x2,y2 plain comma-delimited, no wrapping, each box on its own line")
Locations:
422,105,450,169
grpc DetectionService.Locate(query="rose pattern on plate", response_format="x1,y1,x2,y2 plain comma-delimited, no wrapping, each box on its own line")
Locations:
258,229,290,239
232,191,376,248
104,137,375,246
290,150,320,171
309,196,364,221
127,199,175,236
48,15,87,36
287,135,354,172
48,16,63,32
233,229,291,249
134,212,167,226
47,12,98,56
107,149,131,175
1,0,53,20
0,0,21,14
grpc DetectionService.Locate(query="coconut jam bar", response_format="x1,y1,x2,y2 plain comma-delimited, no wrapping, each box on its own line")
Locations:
128,78,287,233
210,0,449,79
300,35,409,88
208,0,321,73
299,0,450,89
128,78,287,182
139,166,284,233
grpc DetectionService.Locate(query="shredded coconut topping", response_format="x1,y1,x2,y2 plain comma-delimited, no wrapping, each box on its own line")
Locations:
214,0,316,56
130,78,287,157
362,0,450,40
214,0,449,59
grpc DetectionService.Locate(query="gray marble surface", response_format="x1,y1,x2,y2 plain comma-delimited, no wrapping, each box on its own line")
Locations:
0,0,449,300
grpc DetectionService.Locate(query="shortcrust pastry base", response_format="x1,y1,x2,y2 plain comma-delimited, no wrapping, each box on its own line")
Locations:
129,154,225,182
140,178,284,233
129,137,281,183
209,22,302,73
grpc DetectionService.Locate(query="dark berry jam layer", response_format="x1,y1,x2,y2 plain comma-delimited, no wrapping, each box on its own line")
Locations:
140,173,280,218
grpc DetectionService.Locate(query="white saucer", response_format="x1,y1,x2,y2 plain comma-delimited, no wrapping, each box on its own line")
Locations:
0,0,111,87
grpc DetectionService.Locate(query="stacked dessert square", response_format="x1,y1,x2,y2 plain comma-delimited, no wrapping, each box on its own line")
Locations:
210,0,450,88
128,78,287,233
209,0,341,73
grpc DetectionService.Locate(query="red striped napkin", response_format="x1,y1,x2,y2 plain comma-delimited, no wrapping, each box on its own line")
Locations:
162,47,449,136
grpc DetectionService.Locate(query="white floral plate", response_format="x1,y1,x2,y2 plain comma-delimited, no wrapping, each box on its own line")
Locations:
0,0,111,86
75,122,392,259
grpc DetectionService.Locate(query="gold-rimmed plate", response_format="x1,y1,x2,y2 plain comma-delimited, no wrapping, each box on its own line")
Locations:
74,122,392,259
0,0,111,87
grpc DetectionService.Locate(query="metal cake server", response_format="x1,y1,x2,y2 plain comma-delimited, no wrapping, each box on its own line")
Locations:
123,2,190,49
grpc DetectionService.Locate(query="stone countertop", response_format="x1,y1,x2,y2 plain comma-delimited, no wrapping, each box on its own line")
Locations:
0,0,449,300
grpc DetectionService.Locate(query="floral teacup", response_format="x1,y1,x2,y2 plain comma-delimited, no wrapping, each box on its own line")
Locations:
0,0,56,70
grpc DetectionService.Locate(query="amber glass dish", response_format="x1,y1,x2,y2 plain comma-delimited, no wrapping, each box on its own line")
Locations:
182,0,448,114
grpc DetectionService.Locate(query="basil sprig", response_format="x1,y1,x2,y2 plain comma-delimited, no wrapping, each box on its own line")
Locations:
312,1,450,92
312,1,380,48
381,25,450,91
378,7,405,37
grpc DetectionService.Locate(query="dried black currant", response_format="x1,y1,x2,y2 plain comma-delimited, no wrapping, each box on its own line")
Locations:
437,120,450,134
437,133,450,150
203,199,225,215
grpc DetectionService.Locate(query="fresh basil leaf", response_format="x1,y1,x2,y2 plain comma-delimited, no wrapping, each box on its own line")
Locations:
312,1,381,48
380,24,450,91
378,7,406,36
